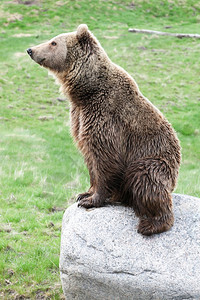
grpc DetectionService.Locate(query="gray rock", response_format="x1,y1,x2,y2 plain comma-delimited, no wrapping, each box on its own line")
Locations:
60,194,200,300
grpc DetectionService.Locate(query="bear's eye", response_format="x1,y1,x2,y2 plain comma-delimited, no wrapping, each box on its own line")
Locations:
51,41,57,46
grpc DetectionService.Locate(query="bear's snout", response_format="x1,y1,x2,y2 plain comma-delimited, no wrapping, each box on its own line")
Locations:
27,48,32,57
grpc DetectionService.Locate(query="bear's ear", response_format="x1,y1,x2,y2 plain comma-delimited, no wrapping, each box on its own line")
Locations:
76,24,89,41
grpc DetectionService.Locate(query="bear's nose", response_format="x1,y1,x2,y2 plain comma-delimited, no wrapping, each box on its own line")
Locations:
27,48,32,57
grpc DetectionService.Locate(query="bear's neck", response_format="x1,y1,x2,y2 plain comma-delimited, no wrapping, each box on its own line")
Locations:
58,55,109,106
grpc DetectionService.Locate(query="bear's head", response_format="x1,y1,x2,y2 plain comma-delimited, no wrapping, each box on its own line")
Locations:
27,24,102,74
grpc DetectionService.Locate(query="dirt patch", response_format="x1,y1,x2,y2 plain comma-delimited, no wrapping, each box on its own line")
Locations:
49,206,65,213
0,224,12,233
15,52,26,57
127,2,136,10
103,35,119,39
0,10,23,26
55,1,66,6
18,0,40,6
15,296,28,300
13,33,33,37
38,116,54,121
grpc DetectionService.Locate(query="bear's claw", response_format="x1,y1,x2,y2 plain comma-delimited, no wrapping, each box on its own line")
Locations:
76,192,91,202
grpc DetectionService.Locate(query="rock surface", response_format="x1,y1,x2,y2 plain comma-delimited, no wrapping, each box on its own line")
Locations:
60,194,200,300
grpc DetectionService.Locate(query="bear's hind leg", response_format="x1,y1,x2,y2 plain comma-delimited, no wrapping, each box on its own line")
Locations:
124,158,175,236
138,204,174,236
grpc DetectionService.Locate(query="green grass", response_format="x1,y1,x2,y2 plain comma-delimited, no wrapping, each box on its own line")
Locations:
0,0,200,298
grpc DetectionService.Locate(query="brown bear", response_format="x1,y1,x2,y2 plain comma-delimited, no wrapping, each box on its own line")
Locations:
27,24,181,236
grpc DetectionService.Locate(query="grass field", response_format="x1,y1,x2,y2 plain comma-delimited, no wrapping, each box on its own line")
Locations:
0,0,199,298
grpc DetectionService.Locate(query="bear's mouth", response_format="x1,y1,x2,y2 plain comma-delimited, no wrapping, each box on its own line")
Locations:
39,58,46,65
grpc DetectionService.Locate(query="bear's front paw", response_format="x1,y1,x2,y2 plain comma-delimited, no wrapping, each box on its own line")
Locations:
76,192,92,202
78,192,104,209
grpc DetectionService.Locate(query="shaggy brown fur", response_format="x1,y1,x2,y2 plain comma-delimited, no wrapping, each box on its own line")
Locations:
27,24,181,235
